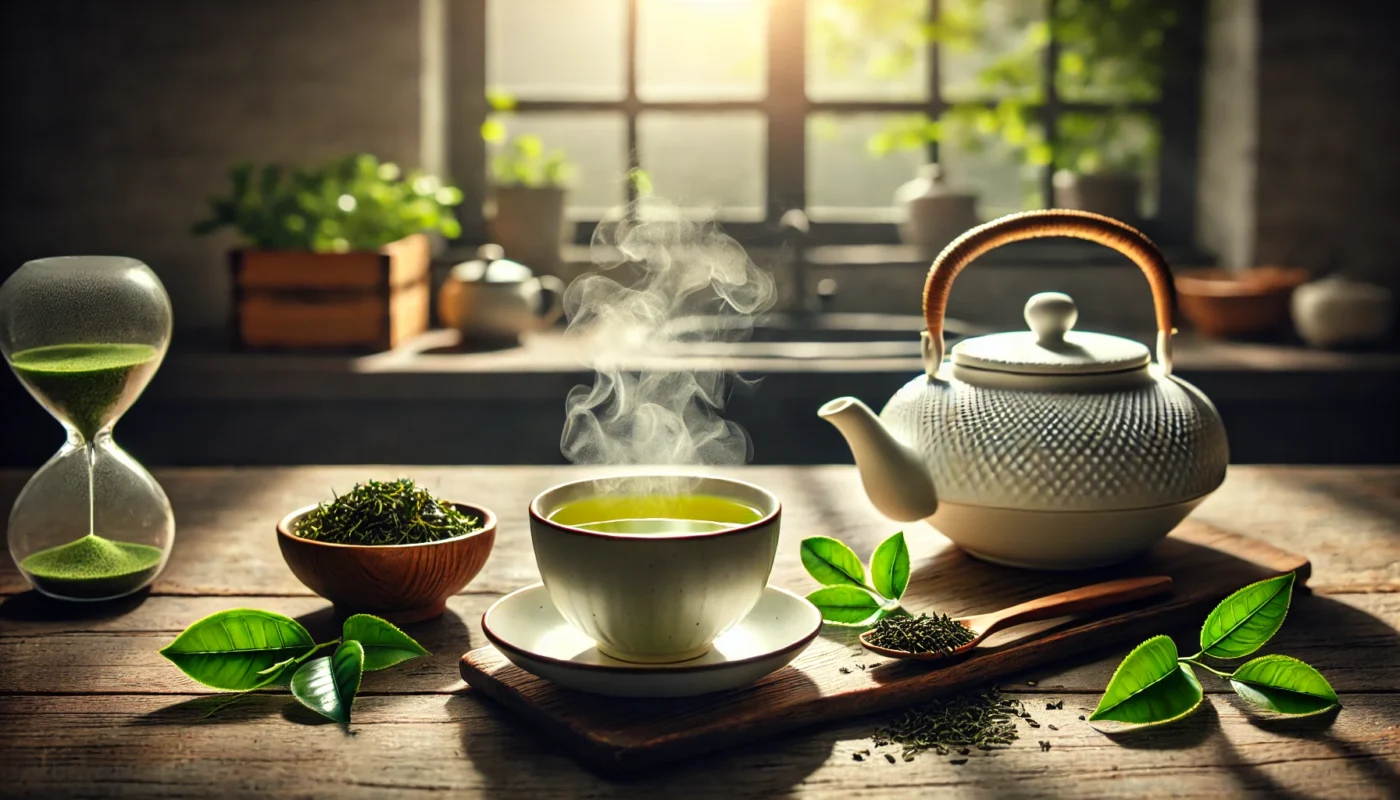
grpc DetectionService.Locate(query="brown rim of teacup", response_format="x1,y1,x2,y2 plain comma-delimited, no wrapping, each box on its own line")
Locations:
527,474,781,540
480,584,821,674
276,501,497,549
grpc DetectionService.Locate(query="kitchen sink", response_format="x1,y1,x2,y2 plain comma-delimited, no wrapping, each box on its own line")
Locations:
654,312,983,359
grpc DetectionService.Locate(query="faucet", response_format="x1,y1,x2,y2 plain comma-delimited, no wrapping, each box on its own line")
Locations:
780,209,836,319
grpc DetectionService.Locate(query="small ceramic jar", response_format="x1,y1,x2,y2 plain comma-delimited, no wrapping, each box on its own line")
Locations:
1291,276,1394,348
895,164,979,260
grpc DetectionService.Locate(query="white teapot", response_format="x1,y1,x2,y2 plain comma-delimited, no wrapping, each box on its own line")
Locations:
820,210,1228,570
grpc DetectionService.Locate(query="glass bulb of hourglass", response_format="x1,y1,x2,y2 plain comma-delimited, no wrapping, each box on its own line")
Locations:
0,256,175,601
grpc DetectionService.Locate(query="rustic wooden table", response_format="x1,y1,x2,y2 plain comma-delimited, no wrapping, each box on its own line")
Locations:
1,466,1397,798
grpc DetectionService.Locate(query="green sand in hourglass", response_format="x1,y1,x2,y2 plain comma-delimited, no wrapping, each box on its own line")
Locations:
19,535,163,599
9,343,164,597
9,343,158,441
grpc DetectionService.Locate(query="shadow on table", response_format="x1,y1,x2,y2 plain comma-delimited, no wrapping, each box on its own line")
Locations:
0,587,150,623
454,690,837,796
131,693,290,726
1211,702,1399,800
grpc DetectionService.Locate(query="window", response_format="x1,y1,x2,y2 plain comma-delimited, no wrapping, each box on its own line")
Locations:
464,0,1200,247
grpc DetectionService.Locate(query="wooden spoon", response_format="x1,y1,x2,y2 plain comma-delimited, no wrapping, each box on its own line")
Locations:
859,575,1173,662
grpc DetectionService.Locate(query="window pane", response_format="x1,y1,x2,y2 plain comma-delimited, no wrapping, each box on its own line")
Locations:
637,113,765,219
488,0,626,100
638,0,766,101
941,0,1045,102
807,0,928,101
488,113,628,216
807,114,925,220
1055,111,1160,217
807,113,1041,221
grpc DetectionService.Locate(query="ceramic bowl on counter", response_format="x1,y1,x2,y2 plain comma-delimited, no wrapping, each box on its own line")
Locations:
1174,266,1310,339
277,501,496,623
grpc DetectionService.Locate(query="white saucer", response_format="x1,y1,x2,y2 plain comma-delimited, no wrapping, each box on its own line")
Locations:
481,584,821,698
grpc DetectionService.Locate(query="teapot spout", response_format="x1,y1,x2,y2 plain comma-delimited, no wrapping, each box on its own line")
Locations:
818,397,938,522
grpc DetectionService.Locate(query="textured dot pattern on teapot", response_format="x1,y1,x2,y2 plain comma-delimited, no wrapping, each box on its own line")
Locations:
880,375,1229,512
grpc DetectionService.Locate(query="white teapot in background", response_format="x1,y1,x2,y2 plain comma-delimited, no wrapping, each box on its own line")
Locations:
438,247,565,345
820,210,1229,570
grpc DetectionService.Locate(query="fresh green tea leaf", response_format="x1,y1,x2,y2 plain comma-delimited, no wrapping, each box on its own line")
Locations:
290,640,365,724
1199,572,1295,659
1089,635,1203,726
870,531,911,600
160,609,316,691
807,585,885,625
343,614,430,672
1230,655,1339,716
800,536,868,588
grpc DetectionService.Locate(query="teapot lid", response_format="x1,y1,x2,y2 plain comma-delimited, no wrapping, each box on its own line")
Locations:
951,292,1150,375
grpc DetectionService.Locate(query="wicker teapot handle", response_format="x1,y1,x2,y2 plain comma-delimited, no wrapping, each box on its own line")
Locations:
922,209,1177,375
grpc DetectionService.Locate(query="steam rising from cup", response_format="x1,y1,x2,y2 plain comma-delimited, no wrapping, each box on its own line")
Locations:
560,198,776,478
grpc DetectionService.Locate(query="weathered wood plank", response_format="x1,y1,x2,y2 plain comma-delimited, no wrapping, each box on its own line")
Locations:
4,466,1394,598
0,692,1395,799
1190,467,1400,593
1,591,1394,698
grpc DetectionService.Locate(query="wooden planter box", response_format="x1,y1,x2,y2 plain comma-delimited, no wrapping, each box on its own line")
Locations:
231,233,430,351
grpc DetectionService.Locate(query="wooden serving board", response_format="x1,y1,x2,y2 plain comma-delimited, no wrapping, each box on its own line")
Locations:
460,521,1309,773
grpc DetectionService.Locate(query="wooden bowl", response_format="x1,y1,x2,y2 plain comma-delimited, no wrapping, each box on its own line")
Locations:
276,502,496,624
1175,266,1310,339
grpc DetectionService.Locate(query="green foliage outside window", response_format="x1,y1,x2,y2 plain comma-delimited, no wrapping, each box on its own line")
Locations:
820,0,1176,176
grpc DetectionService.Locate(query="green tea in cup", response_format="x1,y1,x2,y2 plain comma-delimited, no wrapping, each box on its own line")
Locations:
546,494,763,535
530,475,781,662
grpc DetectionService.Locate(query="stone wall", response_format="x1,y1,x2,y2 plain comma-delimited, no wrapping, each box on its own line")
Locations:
1254,1,1400,284
1201,0,1400,283
0,0,425,331
1196,0,1257,270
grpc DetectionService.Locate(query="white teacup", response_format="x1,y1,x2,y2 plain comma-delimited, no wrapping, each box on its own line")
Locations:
528,475,781,663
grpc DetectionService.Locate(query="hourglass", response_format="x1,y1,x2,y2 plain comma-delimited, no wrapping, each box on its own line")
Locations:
0,256,175,601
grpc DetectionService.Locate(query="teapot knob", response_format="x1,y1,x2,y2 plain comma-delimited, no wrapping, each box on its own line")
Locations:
1025,292,1078,346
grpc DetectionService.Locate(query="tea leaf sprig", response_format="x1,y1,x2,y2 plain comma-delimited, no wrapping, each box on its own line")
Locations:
801,532,910,626
1091,572,1339,728
160,609,429,724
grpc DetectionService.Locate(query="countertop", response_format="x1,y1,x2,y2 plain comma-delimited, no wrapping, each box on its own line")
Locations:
5,328,1395,467
2,465,1398,798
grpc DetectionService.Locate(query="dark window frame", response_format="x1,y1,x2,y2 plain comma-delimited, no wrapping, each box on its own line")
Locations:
448,0,1202,251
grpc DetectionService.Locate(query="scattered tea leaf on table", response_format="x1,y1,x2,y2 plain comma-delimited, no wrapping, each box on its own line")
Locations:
870,531,911,600
1230,654,1339,716
291,640,365,724
1199,572,1295,659
800,536,868,588
343,614,430,672
807,585,884,625
1090,635,1203,726
160,609,316,691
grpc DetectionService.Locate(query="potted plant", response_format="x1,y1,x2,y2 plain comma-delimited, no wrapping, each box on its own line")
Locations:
1051,111,1162,223
193,154,462,351
481,97,575,273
